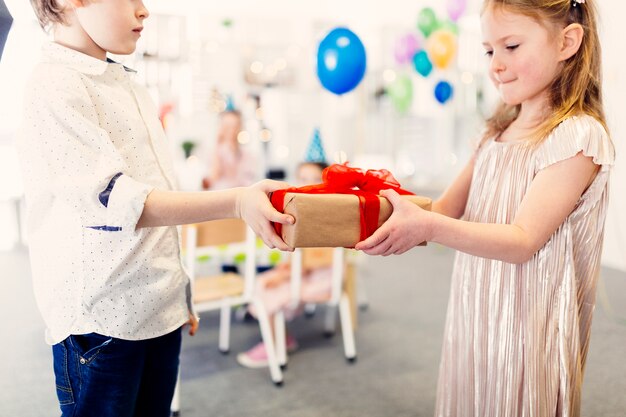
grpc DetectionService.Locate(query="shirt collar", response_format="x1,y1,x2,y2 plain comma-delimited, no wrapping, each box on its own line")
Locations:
42,42,137,75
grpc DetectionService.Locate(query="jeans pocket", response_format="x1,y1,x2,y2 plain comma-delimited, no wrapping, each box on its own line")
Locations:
52,341,74,406
70,333,114,365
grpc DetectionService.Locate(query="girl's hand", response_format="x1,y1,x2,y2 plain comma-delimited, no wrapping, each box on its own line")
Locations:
355,189,432,256
237,180,295,251
185,311,199,336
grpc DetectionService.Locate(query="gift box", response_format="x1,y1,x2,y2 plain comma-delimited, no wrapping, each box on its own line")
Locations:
277,193,432,248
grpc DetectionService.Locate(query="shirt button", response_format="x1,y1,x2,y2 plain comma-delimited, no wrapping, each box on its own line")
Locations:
79,357,86,364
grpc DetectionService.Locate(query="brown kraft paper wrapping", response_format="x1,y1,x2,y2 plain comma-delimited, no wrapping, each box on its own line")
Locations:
278,193,432,248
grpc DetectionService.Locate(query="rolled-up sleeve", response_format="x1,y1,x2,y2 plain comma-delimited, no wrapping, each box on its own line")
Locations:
105,174,153,230
21,67,153,232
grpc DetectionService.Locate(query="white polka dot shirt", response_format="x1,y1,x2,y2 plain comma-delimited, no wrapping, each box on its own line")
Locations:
16,42,191,345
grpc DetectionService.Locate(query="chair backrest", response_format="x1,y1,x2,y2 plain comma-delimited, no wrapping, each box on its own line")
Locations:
182,218,247,249
183,219,257,304
289,247,345,306
302,248,334,269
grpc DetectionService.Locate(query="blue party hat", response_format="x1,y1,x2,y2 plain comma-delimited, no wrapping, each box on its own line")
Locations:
304,127,327,163
224,94,236,111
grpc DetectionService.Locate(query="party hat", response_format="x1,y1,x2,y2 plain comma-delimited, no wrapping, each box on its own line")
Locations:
224,94,236,111
304,127,327,163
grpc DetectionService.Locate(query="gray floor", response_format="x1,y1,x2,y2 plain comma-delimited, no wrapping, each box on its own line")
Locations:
1,245,625,417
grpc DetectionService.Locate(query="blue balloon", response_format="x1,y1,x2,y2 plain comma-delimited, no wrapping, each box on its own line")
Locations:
317,27,367,95
413,50,433,78
434,80,453,104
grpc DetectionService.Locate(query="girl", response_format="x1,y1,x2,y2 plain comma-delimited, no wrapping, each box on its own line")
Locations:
356,1,613,416
202,109,258,190
237,162,334,368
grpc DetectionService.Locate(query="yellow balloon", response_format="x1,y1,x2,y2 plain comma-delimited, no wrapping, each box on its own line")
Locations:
426,30,457,69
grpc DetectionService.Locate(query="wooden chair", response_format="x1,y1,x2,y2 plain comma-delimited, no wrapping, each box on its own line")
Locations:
256,247,357,385
182,219,255,353
172,218,283,415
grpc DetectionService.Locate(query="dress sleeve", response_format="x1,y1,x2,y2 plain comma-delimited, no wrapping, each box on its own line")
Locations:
534,115,615,173
19,67,153,232
534,115,615,210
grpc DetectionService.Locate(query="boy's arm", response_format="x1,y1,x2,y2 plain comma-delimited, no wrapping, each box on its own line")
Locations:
356,152,598,263
19,69,292,250
19,71,153,233
136,181,294,250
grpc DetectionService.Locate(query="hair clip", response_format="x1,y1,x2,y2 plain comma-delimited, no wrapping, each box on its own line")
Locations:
572,0,585,6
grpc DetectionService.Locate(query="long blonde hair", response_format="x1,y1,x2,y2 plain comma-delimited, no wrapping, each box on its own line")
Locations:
481,0,608,145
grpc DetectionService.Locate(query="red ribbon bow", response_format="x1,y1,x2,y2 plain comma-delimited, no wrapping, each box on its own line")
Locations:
271,164,413,245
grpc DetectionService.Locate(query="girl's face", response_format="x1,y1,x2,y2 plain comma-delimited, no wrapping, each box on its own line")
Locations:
297,164,324,186
74,0,149,58
481,6,562,107
219,113,242,143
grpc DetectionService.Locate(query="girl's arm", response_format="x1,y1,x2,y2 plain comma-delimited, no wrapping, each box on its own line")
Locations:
136,180,294,251
356,152,598,264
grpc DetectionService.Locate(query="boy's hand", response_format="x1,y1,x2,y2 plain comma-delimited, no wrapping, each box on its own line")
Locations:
237,180,295,251
185,311,199,336
355,189,431,256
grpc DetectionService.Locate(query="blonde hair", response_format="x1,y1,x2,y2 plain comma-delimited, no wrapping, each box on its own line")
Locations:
481,0,608,145
30,0,67,30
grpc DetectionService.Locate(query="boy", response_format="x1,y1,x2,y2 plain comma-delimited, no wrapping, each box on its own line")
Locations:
17,1,293,416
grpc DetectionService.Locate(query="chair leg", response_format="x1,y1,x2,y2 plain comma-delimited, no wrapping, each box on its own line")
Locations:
218,304,231,354
234,305,249,322
356,272,369,311
339,293,357,362
253,299,283,386
274,311,287,369
324,305,337,337
170,371,181,416
304,303,317,318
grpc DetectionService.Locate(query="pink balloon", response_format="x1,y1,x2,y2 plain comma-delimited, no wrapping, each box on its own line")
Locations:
446,0,467,22
394,33,421,65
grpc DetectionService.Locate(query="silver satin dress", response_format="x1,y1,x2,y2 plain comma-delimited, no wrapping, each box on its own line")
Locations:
435,115,615,417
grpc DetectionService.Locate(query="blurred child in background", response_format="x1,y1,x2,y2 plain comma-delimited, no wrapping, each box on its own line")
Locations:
237,161,333,368
202,109,257,190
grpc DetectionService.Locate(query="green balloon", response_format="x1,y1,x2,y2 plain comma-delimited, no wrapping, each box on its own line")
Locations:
417,7,438,38
437,19,459,35
387,75,413,113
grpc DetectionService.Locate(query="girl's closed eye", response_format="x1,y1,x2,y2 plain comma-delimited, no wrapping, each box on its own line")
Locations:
484,44,518,57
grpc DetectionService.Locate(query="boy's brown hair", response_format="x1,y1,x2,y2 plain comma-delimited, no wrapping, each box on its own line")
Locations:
30,0,66,29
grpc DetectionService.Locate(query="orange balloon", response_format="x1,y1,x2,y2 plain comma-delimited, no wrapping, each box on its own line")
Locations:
426,30,457,69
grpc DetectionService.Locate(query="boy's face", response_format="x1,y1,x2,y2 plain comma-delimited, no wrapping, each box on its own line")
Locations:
297,164,324,186
74,0,149,57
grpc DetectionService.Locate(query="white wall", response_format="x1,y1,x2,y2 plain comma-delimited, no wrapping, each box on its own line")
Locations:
0,1,46,137
2,0,625,268
598,1,626,270
162,0,626,270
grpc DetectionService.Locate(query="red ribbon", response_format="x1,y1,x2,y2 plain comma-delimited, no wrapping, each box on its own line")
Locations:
271,164,413,244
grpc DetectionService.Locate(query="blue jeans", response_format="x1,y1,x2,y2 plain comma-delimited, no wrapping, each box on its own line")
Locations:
52,328,182,417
